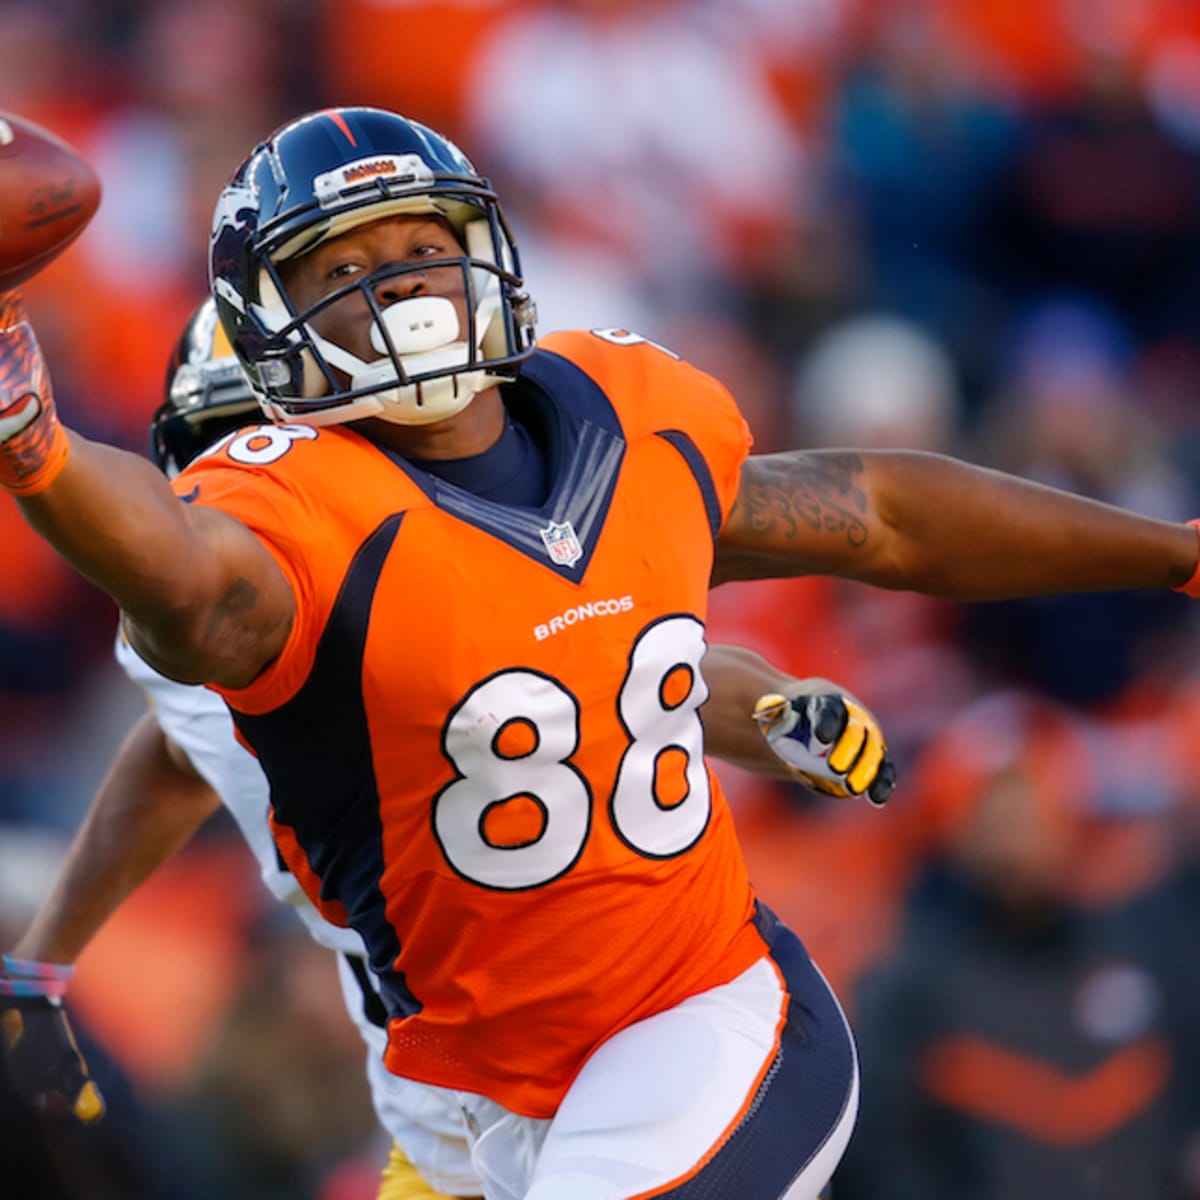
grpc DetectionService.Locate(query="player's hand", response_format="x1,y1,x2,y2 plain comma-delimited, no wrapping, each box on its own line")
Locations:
1,957,105,1124
752,690,896,806
0,290,69,494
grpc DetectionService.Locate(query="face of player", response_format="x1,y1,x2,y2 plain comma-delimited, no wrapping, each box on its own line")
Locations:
278,213,470,365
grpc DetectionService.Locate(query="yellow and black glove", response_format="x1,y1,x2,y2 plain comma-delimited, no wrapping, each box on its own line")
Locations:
753,690,896,806
1,955,105,1124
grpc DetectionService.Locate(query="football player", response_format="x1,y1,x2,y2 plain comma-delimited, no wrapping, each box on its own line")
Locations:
1,107,1197,1198
2,299,893,1200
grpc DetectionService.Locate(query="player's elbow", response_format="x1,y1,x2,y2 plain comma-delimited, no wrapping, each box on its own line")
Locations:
119,606,222,685
120,510,294,686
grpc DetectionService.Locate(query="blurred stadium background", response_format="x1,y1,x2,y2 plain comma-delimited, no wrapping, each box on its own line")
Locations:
4,1,1200,1196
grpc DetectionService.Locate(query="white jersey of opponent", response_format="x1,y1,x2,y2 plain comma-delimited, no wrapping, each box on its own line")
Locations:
114,634,352,950
114,634,481,1196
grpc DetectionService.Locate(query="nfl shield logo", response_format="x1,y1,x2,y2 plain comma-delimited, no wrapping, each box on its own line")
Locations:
539,519,583,568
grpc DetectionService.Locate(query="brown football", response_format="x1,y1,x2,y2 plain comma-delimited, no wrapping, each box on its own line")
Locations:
0,112,100,292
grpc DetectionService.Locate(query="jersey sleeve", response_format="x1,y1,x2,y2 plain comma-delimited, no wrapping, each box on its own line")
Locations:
675,362,752,525
170,428,323,713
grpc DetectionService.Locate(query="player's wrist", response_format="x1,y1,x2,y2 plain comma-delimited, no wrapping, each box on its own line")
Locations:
0,410,69,495
0,295,70,496
1,949,105,1125
0,953,74,998
1173,519,1200,599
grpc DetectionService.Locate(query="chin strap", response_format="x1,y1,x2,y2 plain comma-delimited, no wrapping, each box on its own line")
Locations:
0,292,71,495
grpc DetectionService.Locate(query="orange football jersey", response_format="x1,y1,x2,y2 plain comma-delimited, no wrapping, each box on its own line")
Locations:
177,329,766,1115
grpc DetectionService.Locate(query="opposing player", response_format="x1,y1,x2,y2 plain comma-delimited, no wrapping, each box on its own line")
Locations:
2,299,894,1199
1,106,1198,1198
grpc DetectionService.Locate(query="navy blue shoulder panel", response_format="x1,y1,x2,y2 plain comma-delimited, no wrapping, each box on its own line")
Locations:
519,346,623,436
655,429,724,542
231,510,418,1020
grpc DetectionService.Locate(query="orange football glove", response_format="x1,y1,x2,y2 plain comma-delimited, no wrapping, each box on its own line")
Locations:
0,291,69,495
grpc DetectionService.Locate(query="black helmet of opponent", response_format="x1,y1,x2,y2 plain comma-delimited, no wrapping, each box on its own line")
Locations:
151,297,259,476
209,106,536,429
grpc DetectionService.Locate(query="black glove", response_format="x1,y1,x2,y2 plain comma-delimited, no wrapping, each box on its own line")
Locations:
1,962,105,1124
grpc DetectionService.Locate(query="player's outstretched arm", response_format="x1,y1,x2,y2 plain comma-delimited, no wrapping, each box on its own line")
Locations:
0,293,292,687
713,449,1200,599
701,645,896,804
3,711,219,1124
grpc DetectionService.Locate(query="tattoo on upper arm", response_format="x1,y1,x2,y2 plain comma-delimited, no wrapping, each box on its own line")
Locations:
729,452,869,549
205,576,259,643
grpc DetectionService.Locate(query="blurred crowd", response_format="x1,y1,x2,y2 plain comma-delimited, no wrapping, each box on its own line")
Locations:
4,0,1200,1196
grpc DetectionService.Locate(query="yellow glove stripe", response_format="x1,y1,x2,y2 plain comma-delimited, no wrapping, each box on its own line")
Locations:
827,707,868,774
751,693,791,732
847,731,886,794
1,1007,23,1051
802,776,848,798
74,1080,105,1124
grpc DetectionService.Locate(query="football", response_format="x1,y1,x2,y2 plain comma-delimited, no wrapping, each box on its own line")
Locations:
0,112,100,292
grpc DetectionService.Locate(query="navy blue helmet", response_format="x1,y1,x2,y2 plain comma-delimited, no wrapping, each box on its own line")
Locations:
209,107,536,428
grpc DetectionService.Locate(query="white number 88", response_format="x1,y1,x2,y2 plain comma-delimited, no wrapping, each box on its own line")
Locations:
433,616,711,889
